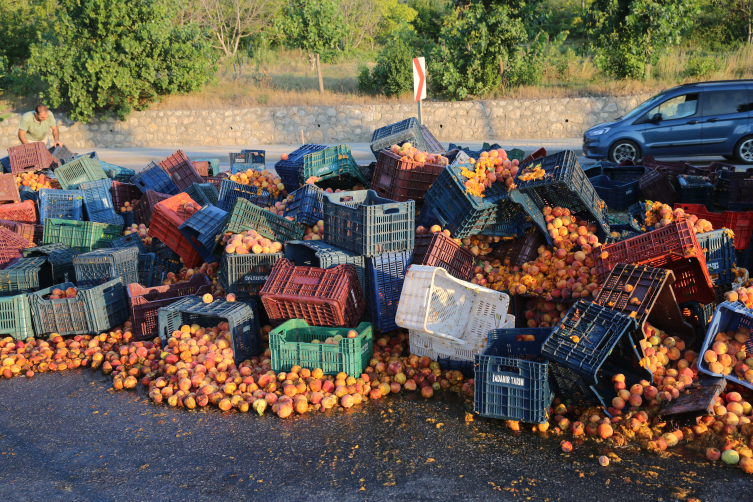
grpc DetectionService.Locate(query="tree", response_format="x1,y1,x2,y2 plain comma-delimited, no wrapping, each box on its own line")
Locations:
377,0,418,40
407,0,453,41
198,0,275,57
358,25,417,96
429,1,527,99
338,0,383,51
25,0,217,122
276,0,345,58
587,0,698,79
735,0,753,43
0,0,56,68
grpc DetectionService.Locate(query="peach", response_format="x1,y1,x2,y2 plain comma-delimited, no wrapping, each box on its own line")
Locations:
202,294,213,304
561,441,573,453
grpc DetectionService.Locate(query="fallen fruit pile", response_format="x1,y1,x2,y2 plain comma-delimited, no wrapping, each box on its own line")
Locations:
229,169,286,199
460,149,519,196
642,202,714,234
15,172,53,191
221,230,283,255
123,223,151,246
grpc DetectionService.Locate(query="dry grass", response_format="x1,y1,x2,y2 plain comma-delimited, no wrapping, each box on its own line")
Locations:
4,46,753,115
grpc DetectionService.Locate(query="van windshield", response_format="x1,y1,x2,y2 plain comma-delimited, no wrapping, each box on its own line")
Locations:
622,91,668,121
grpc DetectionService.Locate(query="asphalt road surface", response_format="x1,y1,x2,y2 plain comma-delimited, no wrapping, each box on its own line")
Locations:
0,370,750,501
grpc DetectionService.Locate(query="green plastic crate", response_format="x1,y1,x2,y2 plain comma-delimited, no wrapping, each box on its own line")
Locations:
54,156,108,189
0,292,34,340
42,218,122,253
211,197,305,260
302,145,366,185
269,319,373,377
0,257,45,296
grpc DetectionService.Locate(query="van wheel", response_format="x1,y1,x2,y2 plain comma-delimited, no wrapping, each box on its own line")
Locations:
734,136,753,164
608,140,640,164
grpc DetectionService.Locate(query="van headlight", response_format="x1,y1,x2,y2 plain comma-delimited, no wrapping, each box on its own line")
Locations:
589,127,611,136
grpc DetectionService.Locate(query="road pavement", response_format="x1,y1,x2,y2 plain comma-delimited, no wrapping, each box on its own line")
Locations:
0,370,750,502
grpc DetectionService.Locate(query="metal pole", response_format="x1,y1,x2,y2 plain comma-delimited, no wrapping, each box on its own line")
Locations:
418,100,422,125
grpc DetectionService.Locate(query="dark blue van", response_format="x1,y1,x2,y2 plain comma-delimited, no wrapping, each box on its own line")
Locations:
583,80,753,164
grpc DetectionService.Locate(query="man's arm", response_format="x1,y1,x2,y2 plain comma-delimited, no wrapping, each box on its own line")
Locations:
18,129,29,144
51,125,61,146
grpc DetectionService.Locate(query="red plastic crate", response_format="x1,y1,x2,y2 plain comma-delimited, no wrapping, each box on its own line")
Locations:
0,200,37,224
595,218,714,304
147,194,203,268
0,174,20,203
675,203,753,251
127,274,211,340
134,190,171,226
371,150,445,203
0,247,22,269
522,147,547,164
260,259,366,327
0,226,32,251
192,161,210,176
0,219,42,246
412,232,474,281
158,150,203,192
7,142,57,174
111,181,142,212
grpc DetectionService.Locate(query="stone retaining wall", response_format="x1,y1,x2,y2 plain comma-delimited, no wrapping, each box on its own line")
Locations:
0,94,652,149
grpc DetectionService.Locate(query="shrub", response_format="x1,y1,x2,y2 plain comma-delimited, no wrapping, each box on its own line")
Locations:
684,54,719,78
25,0,217,122
357,29,415,97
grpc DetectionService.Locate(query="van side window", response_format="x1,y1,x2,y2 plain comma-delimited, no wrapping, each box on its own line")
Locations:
702,90,749,115
648,93,699,120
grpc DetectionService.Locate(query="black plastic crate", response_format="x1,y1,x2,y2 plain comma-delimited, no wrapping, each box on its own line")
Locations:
475,328,554,424
80,178,124,226
590,175,639,211
370,118,428,159
158,296,262,361
21,243,79,285
108,233,148,253
513,150,610,245
677,175,715,211
137,252,155,287
178,204,229,263
365,251,412,332
49,145,75,165
219,252,285,297
184,182,219,207
216,179,281,212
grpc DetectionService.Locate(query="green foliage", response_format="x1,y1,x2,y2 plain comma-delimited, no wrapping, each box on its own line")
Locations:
407,0,452,41
587,0,698,79
684,53,720,77
276,0,345,60
0,0,56,68
430,1,527,99
685,0,747,50
377,0,419,40
24,0,217,122
525,0,593,39
357,27,417,96
505,31,568,87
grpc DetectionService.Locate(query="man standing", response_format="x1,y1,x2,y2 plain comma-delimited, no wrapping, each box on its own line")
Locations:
18,105,62,146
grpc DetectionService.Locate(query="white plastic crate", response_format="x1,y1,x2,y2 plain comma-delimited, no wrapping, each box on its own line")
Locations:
396,265,510,340
409,314,515,362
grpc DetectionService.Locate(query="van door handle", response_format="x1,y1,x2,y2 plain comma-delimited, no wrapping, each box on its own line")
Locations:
686,120,699,125
706,118,719,123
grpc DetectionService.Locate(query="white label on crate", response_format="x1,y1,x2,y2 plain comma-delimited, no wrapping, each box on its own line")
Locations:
625,189,633,195
493,374,524,386
361,342,369,354
708,262,719,271
243,274,270,282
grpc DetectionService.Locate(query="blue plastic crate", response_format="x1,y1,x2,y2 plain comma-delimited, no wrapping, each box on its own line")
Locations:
696,229,736,285
131,162,179,195
446,142,503,159
0,156,11,173
101,161,136,183
122,211,135,227
38,188,84,222
513,150,610,245
283,184,325,226
602,164,647,184
178,204,229,263
322,190,415,257
678,175,715,211
73,246,139,288
158,296,262,361
365,251,413,332
627,201,651,232
184,182,219,207
230,151,265,172
231,162,264,174
370,118,428,159
590,175,639,211
274,144,328,192
150,237,183,273
698,301,753,390
474,328,554,424
216,179,281,212
108,233,148,253
19,186,38,203
138,252,155,287
80,178,124,225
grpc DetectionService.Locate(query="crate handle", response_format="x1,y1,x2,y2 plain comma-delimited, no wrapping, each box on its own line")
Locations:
381,204,401,214
291,275,321,286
